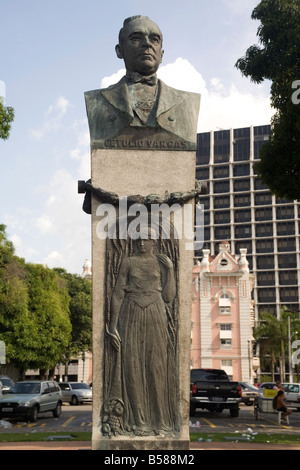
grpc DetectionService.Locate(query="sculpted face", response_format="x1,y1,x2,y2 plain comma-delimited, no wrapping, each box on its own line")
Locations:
116,17,164,76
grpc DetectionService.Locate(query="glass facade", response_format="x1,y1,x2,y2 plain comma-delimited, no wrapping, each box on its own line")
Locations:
196,125,300,318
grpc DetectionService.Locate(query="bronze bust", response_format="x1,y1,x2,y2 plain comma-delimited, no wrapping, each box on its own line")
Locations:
85,16,200,150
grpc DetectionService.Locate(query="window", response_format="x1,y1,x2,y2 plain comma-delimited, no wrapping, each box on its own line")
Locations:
276,206,295,220
280,287,298,303
277,238,296,252
214,211,230,225
214,181,230,194
256,223,273,238
278,254,297,269
220,307,231,315
235,209,251,223
256,239,274,253
220,324,231,331
256,255,274,269
234,179,250,192
220,258,228,266
215,226,231,240
277,222,295,236
41,383,50,394
255,207,272,221
196,167,209,180
214,166,229,179
255,192,272,205
235,225,252,239
219,294,231,307
214,196,230,209
257,272,275,286
257,288,276,303
221,360,233,368
234,139,250,162
220,339,232,350
233,163,250,177
234,194,251,207
279,271,298,286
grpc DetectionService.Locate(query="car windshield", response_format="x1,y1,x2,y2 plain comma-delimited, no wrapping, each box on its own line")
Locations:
242,383,258,391
191,370,228,382
11,382,41,394
71,383,90,390
0,378,13,388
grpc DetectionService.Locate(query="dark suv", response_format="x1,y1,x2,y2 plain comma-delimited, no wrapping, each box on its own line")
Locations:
0,380,62,422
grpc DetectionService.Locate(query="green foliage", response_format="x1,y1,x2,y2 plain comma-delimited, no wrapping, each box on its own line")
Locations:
0,225,92,375
0,103,15,140
22,263,72,370
235,0,300,200
254,307,300,379
54,269,92,355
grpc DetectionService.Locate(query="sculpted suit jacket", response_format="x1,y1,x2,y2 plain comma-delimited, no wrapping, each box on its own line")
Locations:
85,76,200,150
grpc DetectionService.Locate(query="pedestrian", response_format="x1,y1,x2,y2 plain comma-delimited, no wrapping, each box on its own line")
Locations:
274,390,292,421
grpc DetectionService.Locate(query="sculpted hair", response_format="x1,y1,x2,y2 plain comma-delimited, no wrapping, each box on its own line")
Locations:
118,15,163,45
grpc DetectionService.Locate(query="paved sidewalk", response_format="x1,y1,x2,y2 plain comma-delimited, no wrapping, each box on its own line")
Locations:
0,441,300,450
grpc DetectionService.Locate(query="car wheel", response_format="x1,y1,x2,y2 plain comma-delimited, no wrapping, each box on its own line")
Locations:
29,405,39,422
71,395,78,406
190,403,196,417
53,401,62,418
230,406,239,418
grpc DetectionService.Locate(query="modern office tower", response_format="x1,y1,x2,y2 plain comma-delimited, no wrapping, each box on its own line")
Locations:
195,125,300,319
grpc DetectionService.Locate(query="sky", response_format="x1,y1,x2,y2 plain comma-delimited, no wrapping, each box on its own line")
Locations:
0,0,274,275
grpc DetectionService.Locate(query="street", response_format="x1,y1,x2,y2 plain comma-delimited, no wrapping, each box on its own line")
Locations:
2,403,300,435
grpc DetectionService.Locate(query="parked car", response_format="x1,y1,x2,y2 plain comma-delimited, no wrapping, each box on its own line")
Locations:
0,375,14,394
282,383,300,411
0,380,62,422
258,382,276,394
239,382,259,405
190,369,242,417
59,382,92,405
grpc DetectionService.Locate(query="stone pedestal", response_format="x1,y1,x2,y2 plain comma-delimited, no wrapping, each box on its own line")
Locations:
90,149,195,450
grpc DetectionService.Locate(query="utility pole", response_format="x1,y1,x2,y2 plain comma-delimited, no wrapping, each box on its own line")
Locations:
288,316,293,384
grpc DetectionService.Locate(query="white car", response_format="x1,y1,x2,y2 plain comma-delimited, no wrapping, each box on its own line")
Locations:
282,383,300,410
59,382,92,405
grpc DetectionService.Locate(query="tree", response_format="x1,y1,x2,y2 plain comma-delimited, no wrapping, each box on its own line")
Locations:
254,307,300,381
235,0,300,200
0,225,72,375
24,263,72,373
0,225,31,372
0,103,14,140
54,269,92,357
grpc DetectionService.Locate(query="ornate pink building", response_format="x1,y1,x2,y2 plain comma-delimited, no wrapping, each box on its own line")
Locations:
191,242,255,382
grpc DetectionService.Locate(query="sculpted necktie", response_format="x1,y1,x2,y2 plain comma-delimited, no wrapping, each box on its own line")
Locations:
126,72,158,86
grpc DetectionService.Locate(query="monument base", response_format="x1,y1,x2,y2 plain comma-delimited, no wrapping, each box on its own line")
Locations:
92,437,190,451
91,149,195,451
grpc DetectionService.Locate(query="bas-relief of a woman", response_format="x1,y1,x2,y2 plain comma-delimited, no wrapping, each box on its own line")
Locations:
106,230,178,436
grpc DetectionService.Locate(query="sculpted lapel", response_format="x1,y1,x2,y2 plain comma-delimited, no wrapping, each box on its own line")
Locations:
85,77,200,149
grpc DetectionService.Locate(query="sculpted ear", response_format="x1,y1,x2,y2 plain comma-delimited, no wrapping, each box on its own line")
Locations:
115,44,123,59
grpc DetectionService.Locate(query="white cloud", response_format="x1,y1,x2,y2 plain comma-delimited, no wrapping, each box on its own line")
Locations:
101,57,273,131
29,95,71,140
35,215,56,234
10,233,39,260
101,69,125,88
